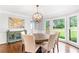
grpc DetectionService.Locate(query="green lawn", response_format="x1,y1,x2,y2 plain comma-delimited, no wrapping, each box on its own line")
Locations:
70,31,77,42
53,29,65,39
53,27,77,42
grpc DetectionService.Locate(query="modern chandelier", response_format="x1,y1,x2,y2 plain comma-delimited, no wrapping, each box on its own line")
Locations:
32,5,43,23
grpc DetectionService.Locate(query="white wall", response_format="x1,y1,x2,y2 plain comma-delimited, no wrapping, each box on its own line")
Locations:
34,19,45,33
0,10,31,44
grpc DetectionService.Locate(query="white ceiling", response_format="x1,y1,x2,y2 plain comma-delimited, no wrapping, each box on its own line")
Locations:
0,5,79,18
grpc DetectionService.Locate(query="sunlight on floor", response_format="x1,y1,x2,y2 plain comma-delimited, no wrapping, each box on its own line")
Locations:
50,42,79,53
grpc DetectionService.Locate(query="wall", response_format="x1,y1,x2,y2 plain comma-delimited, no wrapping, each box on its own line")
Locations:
34,19,45,33
0,10,31,44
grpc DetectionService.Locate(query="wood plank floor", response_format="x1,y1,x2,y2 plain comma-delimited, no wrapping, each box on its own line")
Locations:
0,41,79,53
0,41,22,53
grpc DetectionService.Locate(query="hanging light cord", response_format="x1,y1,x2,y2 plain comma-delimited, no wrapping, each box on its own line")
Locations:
36,5,39,13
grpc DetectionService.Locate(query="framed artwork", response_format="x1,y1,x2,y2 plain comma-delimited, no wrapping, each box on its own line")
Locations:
8,17,25,29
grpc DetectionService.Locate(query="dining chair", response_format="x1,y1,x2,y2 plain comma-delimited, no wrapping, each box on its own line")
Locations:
49,31,60,53
23,35,40,53
55,32,60,52
41,32,59,53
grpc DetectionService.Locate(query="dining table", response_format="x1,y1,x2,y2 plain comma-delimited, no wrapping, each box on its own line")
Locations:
34,33,50,44
34,33,58,43
34,33,50,53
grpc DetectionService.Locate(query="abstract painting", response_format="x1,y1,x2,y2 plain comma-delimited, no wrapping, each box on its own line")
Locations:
8,17,25,29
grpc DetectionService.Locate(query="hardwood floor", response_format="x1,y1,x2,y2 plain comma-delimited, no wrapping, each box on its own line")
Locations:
0,41,22,53
0,41,79,53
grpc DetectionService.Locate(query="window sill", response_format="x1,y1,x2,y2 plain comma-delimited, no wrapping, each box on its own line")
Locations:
60,39,79,49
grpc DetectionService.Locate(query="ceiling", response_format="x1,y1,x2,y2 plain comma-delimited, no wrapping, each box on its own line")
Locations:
0,5,79,18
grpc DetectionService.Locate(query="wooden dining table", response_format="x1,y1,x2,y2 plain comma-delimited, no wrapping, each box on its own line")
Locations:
35,34,50,44
35,39,48,44
34,34,50,53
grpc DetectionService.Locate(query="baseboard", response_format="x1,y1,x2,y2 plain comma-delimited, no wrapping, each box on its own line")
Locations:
0,42,7,45
0,40,22,45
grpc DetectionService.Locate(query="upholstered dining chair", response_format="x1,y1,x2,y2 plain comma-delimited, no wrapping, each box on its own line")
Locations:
41,32,59,53
23,35,40,53
55,32,60,52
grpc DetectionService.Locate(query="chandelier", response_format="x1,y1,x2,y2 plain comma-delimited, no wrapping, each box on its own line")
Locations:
32,5,43,23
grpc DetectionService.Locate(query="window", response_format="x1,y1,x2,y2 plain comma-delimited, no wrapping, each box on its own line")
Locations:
46,21,50,33
69,16,77,42
53,18,65,40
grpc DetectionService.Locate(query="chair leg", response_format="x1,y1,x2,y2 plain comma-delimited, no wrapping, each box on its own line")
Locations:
47,51,50,53
57,42,59,53
53,48,55,53
22,44,24,52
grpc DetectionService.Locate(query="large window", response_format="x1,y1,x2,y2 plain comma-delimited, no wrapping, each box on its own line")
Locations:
46,21,50,33
69,16,77,42
45,16,78,42
53,18,65,40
